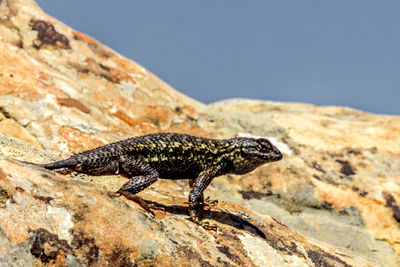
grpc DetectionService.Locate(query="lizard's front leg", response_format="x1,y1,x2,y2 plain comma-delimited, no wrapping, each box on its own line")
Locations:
189,166,223,230
189,179,218,210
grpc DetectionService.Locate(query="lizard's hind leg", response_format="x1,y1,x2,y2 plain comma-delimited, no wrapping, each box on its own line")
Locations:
116,158,160,214
117,158,159,195
117,173,159,196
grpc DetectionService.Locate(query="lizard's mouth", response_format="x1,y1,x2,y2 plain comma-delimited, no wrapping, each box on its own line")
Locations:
258,147,283,162
248,148,283,162
270,149,283,161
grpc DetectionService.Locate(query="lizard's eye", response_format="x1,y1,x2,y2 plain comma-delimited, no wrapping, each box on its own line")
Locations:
257,140,272,152
258,145,270,152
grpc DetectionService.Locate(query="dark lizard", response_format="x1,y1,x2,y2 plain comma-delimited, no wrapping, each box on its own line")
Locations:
39,133,283,229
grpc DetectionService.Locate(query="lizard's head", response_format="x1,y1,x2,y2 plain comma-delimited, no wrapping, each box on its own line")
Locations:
240,137,283,163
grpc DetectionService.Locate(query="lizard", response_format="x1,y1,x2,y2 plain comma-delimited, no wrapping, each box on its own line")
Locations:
39,133,283,229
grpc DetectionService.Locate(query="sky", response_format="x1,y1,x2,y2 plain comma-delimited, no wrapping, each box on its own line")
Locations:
35,1,400,115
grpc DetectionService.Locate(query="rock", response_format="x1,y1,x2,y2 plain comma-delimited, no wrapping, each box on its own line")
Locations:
0,0,398,266
0,118,43,149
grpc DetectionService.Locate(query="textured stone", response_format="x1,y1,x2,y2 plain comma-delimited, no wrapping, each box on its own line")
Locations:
0,118,42,148
0,0,398,266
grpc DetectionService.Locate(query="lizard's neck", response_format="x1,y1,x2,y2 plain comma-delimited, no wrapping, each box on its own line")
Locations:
230,156,264,175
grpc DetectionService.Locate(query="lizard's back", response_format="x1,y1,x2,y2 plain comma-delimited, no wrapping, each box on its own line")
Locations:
119,133,233,179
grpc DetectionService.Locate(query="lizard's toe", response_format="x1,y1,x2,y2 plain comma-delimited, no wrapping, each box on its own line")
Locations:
117,192,156,217
199,221,218,231
203,196,218,209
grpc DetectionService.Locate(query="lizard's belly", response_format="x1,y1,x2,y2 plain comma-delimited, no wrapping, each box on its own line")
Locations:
138,151,213,179
150,161,202,179
159,167,202,179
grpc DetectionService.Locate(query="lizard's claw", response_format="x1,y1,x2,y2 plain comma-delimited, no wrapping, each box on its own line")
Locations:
108,191,121,198
198,221,218,231
189,205,218,231
114,189,156,217
113,189,121,196
202,196,218,210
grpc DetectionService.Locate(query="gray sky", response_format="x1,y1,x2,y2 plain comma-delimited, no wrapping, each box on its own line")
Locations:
36,1,400,115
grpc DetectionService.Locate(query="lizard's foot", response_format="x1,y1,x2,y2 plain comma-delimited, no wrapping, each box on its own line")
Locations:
201,196,218,210
198,221,218,231
115,189,159,216
189,205,218,231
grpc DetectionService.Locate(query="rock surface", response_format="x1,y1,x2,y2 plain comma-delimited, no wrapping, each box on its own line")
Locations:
0,0,399,266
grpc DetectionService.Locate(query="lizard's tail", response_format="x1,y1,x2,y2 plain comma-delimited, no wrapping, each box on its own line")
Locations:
41,157,77,170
